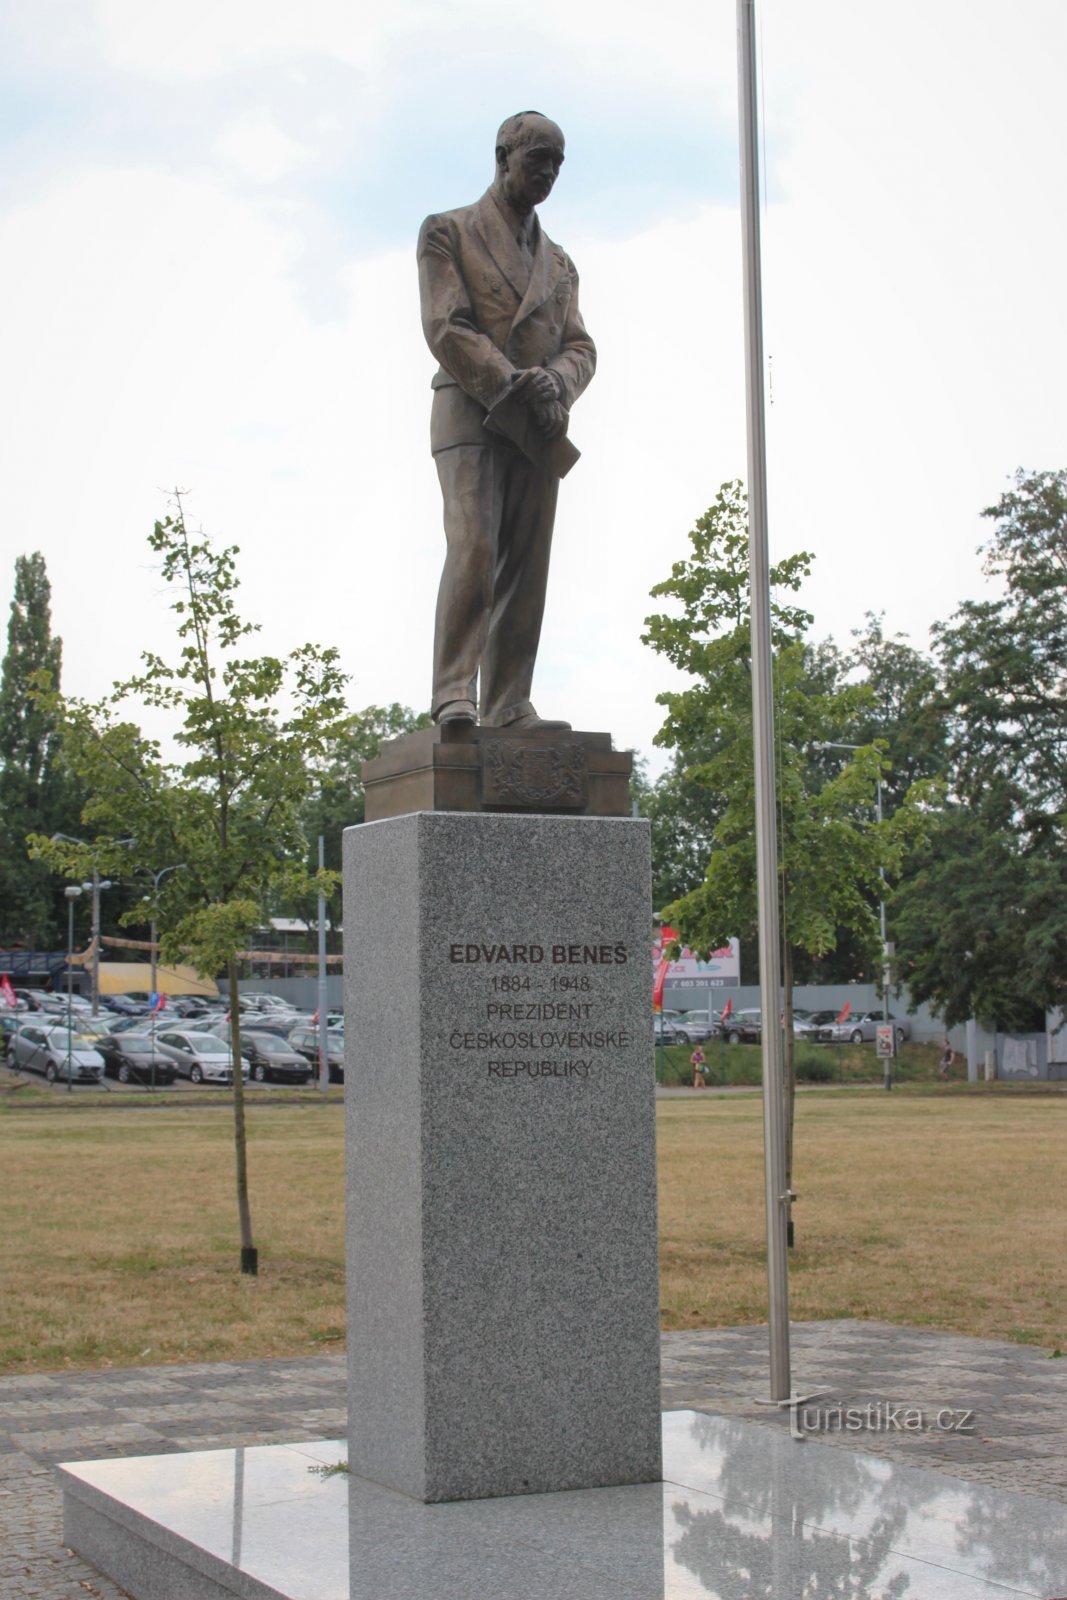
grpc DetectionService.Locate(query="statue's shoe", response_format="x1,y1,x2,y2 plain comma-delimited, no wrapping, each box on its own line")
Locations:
495,710,572,732
435,699,477,724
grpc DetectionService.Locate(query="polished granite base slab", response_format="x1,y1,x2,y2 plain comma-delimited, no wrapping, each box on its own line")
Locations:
58,1411,1067,1599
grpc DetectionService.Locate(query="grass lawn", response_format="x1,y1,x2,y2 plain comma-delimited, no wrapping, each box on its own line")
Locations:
0,1085,1063,1373
658,1090,1065,1349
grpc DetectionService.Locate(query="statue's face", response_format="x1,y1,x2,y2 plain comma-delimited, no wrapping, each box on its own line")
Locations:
498,122,565,212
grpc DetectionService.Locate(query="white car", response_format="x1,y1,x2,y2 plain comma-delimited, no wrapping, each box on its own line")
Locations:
7,1022,104,1083
154,1030,247,1084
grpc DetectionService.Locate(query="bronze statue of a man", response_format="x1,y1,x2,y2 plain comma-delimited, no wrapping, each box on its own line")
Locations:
417,111,596,729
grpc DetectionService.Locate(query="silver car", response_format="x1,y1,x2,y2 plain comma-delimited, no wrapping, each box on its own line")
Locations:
154,1030,246,1084
816,1010,910,1046
668,1010,720,1044
7,1022,104,1083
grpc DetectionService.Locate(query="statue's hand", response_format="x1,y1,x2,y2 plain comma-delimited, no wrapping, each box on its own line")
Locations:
523,366,562,405
533,398,569,440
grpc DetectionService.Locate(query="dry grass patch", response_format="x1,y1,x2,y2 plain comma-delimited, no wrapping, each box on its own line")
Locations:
1,1089,1064,1373
0,1104,346,1372
658,1091,1067,1347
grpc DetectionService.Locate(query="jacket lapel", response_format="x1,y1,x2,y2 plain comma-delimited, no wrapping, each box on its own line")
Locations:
471,191,528,301
512,217,560,329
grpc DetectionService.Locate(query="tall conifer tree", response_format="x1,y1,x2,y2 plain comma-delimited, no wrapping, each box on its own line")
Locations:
0,553,71,946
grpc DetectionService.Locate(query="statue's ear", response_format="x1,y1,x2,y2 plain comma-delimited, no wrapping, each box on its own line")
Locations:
495,144,509,173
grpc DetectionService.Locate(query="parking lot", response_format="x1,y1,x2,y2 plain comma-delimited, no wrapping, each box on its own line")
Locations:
1,989,345,1091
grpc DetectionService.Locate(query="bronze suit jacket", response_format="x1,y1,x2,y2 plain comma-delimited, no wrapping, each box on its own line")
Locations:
417,189,596,455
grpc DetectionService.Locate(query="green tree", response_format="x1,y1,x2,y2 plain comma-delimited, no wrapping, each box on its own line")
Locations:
288,703,430,943
644,485,933,1222
640,755,723,911
31,498,348,1274
842,612,948,810
892,792,1053,1032
934,468,1067,818
0,553,83,947
894,469,1067,1025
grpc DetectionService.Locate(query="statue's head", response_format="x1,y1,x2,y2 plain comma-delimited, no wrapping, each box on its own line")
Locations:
494,111,565,213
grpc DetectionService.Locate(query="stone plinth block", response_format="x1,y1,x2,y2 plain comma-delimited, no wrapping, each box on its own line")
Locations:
343,812,661,1503
362,726,633,820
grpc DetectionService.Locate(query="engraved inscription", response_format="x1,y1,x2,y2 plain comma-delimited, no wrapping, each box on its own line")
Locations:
443,934,634,1082
482,739,588,809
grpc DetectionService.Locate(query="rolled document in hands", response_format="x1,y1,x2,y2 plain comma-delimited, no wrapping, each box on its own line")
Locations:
483,370,581,478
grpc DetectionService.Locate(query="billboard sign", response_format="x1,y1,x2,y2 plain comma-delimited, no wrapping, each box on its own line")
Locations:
653,931,741,992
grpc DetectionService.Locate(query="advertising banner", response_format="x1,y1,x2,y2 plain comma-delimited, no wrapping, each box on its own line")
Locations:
653,930,741,992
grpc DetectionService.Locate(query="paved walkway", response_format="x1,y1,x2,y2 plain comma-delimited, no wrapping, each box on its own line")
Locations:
2,1321,1064,1599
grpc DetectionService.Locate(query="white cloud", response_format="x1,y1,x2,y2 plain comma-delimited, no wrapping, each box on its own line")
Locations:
85,0,735,101
217,112,311,184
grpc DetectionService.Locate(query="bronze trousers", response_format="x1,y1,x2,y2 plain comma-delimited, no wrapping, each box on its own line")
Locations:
431,441,559,725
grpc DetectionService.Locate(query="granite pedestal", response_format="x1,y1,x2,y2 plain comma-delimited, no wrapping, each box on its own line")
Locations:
343,811,662,1502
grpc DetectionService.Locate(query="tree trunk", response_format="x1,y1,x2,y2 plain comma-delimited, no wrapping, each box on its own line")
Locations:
228,960,257,1275
782,939,796,1248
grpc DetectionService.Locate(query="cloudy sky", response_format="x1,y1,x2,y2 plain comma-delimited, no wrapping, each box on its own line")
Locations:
2,1,1064,771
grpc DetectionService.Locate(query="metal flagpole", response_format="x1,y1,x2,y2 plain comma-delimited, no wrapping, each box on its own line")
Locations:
317,836,330,1095
737,0,791,1403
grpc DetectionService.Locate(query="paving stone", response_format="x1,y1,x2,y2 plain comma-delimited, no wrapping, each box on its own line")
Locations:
1,1321,1064,1599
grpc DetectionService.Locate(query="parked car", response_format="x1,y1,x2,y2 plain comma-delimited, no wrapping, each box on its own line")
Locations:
71,1016,112,1039
37,992,91,1018
853,1010,910,1045
240,1031,314,1084
102,995,152,1017
108,1014,163,1034
250,1012,313,1038
154,1030,246,1085
166,997,218,1019
288,1025,345,1082
670,1010,721,1044
820,1010,910,1045
809,1004,844,1030
240,993,298,1016
10,988,46,1011
721,1009,762,1045
654,1012,686,1046
97,1031,178,1085
791,1008,823,1039
7,1022,104,1083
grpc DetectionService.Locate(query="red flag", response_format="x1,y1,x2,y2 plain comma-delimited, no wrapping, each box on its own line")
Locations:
651,962,669,1014
721,997,733,1020
836,1000,851,1024
0,975,15,1008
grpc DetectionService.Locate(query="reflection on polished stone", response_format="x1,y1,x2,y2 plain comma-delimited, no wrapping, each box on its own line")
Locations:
58,1412,1067,1599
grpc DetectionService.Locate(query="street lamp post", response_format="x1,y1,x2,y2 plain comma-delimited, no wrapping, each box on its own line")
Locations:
63,885,83,1093
52,833,134,1014
141,863,186,997
84,870,112,1016
141,863,185,1091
